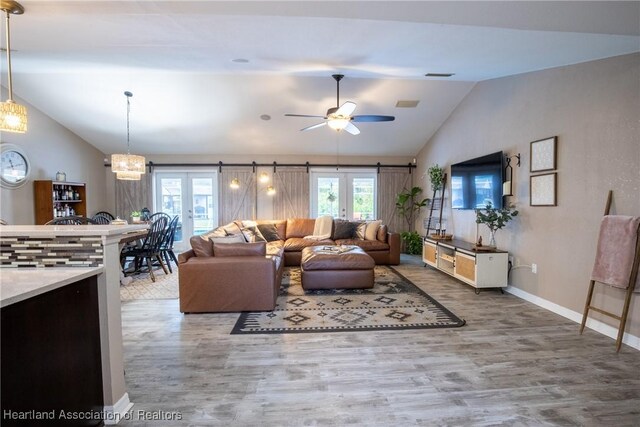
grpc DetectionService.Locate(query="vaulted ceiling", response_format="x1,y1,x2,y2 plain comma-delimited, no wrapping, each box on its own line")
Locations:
2,1,639,157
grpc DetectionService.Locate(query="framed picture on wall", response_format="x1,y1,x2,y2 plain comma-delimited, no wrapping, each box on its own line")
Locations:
530,136,557,172
530,172,557,206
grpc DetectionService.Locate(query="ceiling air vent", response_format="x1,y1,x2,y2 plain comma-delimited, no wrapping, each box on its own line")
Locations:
425,73,455,78
395,100,420,108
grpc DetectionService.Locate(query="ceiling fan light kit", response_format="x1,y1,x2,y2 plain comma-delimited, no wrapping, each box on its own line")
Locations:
285,74,394,136
0,0,27,134
111,91,145,181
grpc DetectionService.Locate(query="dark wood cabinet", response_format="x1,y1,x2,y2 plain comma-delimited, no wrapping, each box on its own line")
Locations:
34,180,87,225
1,276,104,426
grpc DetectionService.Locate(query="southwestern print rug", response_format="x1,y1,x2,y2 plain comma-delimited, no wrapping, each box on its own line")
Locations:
231,266,465,334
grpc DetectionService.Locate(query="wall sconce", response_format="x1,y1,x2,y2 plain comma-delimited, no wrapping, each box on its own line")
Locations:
259,172,269,183
230,178,240,189
503,153,521,196
266,185,276,196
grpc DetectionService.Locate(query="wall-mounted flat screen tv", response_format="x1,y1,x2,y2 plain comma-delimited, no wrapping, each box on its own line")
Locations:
450,151,504,209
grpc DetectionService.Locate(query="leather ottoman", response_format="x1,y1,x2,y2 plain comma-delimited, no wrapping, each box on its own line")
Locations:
300,246,375,290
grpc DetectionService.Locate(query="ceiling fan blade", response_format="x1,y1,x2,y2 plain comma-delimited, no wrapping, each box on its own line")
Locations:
285,114,326,118
344,122,360,135
352,115,395,122
301,122,327,132
335,101,357,117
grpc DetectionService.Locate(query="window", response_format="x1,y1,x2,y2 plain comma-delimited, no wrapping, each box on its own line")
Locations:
310,169,377,220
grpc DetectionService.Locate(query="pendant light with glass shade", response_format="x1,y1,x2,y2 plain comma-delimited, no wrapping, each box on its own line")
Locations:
0,0,28,133
111,91,145,181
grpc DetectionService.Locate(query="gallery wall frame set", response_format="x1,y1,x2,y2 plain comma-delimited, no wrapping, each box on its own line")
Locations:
529,136,558,206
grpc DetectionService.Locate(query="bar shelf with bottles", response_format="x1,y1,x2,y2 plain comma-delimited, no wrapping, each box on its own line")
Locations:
34,180,87,224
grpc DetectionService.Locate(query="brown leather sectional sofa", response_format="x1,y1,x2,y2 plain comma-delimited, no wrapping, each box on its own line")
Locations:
178,218,400,313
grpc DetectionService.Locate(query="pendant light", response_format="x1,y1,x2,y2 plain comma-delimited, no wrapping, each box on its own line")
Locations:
111,91,145,181
0,0,27,133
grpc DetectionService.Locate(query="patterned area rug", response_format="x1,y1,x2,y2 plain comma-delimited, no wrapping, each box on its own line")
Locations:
231,266,465,334
120,266,179,301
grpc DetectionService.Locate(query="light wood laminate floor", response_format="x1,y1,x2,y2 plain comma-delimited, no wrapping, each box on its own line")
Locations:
119,256,640,426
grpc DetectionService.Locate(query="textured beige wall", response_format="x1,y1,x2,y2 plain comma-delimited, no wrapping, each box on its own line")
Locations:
415,53,640,338
0,93,109,224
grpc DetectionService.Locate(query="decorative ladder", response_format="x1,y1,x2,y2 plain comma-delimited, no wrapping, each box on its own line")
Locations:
425,173,447,236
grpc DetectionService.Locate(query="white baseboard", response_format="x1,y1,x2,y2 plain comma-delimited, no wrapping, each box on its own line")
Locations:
103,393,134,425
506,285,640,351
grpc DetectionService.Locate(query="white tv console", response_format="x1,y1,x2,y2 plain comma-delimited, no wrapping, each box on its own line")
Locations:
422,237,508,294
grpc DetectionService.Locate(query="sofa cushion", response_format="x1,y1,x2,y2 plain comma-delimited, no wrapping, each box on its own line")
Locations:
332,219,357,240
257,220,287,241
377,224,388,242
284,237,335,252
334,239,390,251
257,223,282,242
266,240,285,257
355,222,366,239
365,220,383,241
286,218,316,239
213,242,266,257
209,234,246,246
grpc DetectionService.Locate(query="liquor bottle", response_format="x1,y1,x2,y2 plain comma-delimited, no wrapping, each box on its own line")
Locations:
64,204,70,216
74,189,80,200
53,205,57,218
67,186,73,200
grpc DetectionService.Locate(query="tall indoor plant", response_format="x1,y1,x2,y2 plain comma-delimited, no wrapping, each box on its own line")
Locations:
427,164,445,192
395,187,428,254
475,202,518,247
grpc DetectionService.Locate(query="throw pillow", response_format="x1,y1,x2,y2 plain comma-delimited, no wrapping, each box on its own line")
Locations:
333,219,356,240
354,222,367,240
377,224,388,242
190,235,214,257
221,221,244,236
365,220,383,241
209,234,246,247
200,226,228,240
213,242,266,257
241,226,267,243
257,223,282,242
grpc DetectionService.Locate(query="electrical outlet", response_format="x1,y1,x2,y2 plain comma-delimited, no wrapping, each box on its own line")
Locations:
532,263,538,274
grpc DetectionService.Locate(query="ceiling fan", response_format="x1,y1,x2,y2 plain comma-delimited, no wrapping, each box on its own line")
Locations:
285,74,395,135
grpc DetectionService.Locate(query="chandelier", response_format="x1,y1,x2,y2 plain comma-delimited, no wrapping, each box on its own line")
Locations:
0,0,27,133
111,91,145,181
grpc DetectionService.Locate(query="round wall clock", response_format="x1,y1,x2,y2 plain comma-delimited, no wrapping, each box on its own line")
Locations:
1,144,31,189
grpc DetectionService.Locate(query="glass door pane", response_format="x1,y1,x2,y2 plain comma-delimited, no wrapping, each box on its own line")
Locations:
351,177,375,220
157,175,186,246
317,176,341,218
191,176,217,236
155,171,218,252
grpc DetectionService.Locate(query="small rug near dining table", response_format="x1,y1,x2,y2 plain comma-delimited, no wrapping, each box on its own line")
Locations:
231,266,465,334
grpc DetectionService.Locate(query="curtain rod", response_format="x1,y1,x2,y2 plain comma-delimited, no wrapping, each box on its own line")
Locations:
105,161,418,173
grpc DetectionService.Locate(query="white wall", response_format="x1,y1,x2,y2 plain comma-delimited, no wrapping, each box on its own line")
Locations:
1,93,108,224
415,53,640,338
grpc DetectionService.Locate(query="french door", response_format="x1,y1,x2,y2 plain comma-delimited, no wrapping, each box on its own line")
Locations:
154,172,218,251
310,170,377,220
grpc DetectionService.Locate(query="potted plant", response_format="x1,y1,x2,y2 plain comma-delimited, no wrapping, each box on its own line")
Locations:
395,187,428,255
475,202,518,247
130,210,142,223
427,164,445,191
